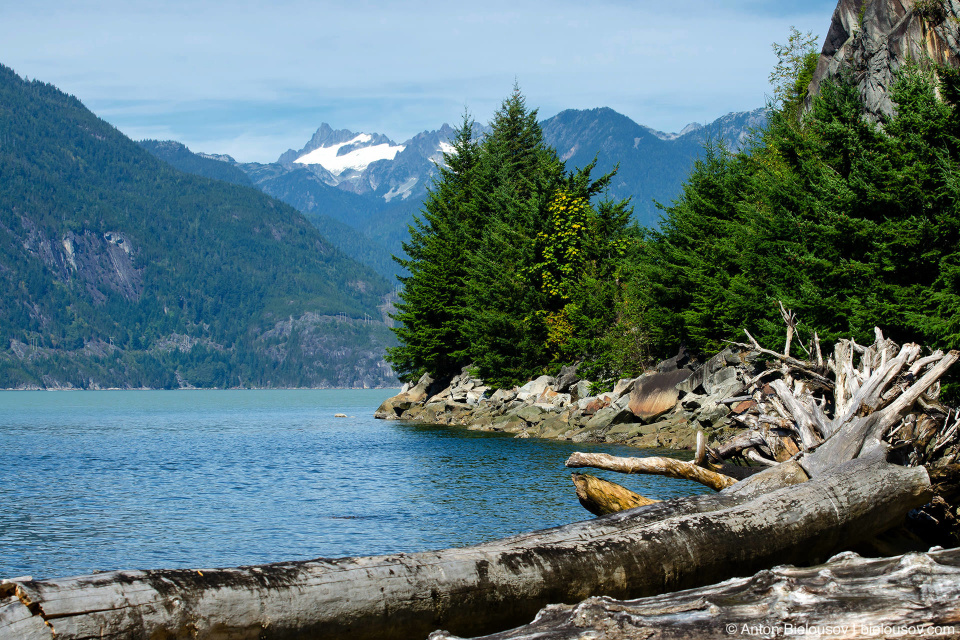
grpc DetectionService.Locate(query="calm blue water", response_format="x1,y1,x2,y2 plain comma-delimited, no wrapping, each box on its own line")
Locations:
0,390,704,580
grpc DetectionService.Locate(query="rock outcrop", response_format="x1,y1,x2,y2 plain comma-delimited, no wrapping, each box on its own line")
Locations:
807,0,960,120
374,348,762,451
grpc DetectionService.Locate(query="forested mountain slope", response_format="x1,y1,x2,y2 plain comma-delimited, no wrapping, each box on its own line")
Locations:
0,64,396,389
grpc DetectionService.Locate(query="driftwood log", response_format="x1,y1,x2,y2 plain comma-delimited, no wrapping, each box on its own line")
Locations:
570,473,658,516
0,457,931,640
428,547,960,640
566,452,738,491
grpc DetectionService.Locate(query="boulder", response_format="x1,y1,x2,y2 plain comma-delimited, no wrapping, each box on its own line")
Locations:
613,393,632,411
551,393,572,408
604,422,649,443
570,380,592,402
556,364,579,393
497,417,528,433
580,397,610,416
539,414,574,439
703,365,743,398
489,388,517,404
518,375,555,397
374,395,414,419
466,386,490,405
656,346,691,373
406,372,436,403
612,377,640,398
677,349,732,395
627,368,693,422
536,388,560,404
695,401,731,428
584,406,633,431
515,404,548,424
430,386,453,402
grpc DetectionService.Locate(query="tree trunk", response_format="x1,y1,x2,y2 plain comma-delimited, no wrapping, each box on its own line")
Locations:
565,452,739,491
428,547,960,640
0,458,930,640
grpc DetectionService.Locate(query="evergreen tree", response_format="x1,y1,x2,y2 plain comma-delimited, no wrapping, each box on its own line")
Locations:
627,63,960,366
388,88,633,387
464,88,562,387
387,113,482,381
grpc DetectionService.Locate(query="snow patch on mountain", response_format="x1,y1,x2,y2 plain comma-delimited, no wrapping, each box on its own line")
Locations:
295,134,405,176
383,177,419,202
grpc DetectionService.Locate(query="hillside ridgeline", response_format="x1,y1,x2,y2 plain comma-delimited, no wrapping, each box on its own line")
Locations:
0,64,396,389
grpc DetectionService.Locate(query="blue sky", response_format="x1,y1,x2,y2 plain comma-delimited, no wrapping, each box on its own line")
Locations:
0,0,836,162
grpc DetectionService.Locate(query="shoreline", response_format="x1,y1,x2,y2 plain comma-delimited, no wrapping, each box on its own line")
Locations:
376,347,760,452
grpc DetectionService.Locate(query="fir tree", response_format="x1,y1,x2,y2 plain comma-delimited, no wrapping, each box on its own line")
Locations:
386,113,482,381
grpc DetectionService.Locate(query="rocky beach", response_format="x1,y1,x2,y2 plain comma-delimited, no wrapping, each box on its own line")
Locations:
375,347,764,452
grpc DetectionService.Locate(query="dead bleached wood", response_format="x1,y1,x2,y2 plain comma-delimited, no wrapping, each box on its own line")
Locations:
571,474,658,516
743,448,778,467
693,430,707,467
729,329,833,387
565,452,738,491
713,430,767,459
802,350,960,477
0,594,50,640
428,548,960,640
769,379,822,451
1,458,929,640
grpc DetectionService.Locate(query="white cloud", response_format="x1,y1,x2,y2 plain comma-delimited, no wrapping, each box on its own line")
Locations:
0,0,836,161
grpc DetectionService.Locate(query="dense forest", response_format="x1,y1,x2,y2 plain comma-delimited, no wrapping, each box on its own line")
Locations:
389,42,960,396
0,64,396,388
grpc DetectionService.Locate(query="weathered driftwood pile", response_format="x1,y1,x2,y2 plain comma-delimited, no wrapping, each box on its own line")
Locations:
569,327,960,524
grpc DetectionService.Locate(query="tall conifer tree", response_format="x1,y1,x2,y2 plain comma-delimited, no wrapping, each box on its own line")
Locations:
386,114,481,380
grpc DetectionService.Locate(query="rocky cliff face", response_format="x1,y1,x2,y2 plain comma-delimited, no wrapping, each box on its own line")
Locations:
808,0,960,120
18,217,143,304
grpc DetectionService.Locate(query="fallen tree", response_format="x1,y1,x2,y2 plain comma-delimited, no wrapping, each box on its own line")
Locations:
427,547,960,640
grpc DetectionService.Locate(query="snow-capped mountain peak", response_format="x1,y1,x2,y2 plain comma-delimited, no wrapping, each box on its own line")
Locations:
294,133,405,176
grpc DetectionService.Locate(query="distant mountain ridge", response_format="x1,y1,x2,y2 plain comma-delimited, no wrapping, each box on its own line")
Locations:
145,108,765,279
146,107,765,284
541,107,767,224
0,63,397,389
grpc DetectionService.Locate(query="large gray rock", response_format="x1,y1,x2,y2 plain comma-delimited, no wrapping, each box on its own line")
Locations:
612,377,641,398
518,375,555,396
677,349,731,395
515,404,549,424
703,366,745,400
807,0,960,122
556,364,579,393
489,388,517,404
570,380,592,402
584,405,634,430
